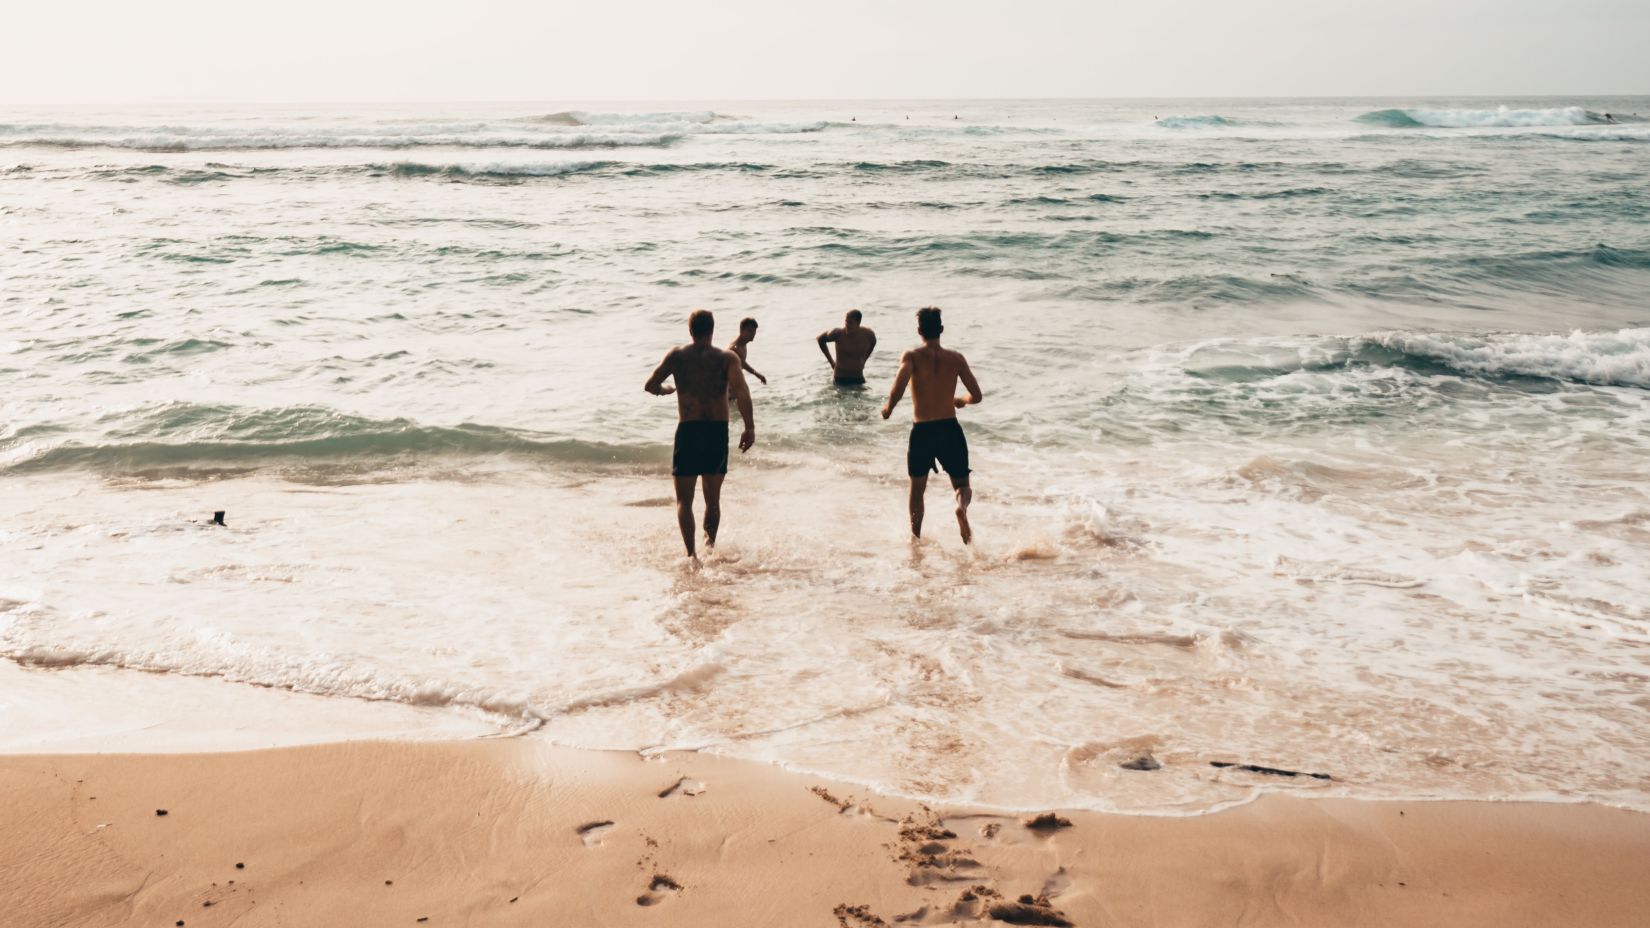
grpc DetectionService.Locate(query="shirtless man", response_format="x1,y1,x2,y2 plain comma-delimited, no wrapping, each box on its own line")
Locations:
728,317,767,386
645,309,756,559
817,309,877,386
881,306,983,544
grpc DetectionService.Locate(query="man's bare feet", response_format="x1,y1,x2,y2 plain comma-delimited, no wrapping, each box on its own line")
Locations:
956,503,972,545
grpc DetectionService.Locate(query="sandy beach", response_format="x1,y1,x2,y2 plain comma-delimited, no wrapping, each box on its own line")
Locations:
4,739,1647,928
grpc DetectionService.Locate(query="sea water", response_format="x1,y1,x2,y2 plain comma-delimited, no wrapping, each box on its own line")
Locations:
2,98,1648,813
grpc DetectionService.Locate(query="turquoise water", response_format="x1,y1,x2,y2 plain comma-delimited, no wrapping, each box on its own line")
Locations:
2,99,1648,813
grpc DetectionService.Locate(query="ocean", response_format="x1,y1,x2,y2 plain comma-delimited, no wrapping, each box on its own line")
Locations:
2,98,1648,814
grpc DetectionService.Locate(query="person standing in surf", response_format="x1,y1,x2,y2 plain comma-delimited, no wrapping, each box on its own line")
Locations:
645,309,756,560
881,306,982,544
817,309,877,385
728,317,767,387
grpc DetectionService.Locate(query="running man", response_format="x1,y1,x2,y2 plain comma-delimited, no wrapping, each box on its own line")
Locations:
645,309,756,559
817,309,877,385
728,317,767,386
881,307,982,544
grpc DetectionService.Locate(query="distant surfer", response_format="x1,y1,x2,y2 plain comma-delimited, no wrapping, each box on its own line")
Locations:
881,307,983,544
728,317,767,387
645,309,756,560
817,309,877,385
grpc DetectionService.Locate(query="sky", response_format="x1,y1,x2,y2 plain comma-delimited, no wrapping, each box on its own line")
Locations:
7,0,1647,103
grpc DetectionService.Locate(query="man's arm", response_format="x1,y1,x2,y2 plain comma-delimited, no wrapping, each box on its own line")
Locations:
866,329,877,358
881,351,914,419
740,355,766,385
644,351,676,395
816,329,838,369
727,353,756,451
954,355,983,408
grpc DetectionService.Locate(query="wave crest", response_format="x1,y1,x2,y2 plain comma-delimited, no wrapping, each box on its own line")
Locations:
1356,105,1607,129
1,404,665,475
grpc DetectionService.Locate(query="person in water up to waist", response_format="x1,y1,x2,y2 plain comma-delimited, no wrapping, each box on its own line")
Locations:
728,316,767,388
644,309,756,561
881,306,983,544
817,309,877,386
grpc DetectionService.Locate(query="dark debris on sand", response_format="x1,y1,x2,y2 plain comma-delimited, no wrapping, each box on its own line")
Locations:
833,903,889,926
1210,761,1331,780
1023,813,1073,832
988,894,1076,927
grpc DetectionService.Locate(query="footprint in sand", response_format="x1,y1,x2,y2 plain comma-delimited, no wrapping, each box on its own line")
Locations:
657,777,705,799
635,874,683,907
576,820,614,847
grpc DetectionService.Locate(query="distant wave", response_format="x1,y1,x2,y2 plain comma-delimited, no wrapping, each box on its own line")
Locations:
1,404,664,475
0,111,826,152
1355,105,1624,129
536,109,719,126
0,129,684,152
1155,115,1240,129
379,160,618,179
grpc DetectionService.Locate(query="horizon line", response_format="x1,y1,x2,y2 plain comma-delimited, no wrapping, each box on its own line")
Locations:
4,92,1649,107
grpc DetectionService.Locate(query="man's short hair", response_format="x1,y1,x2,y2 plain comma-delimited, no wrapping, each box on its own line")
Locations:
916,306,943,339
689,309,715,338
846,309,863,324
740,317,758,330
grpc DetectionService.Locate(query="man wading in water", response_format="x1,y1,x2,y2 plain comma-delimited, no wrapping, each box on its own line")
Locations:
645,309,756,559
817,309,877,385
881,306,983,544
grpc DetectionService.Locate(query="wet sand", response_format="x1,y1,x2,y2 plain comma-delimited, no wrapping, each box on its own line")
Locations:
3,740,1648,927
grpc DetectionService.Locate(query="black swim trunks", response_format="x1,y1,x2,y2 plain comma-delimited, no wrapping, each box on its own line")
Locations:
672,420,729,477
907,418,970,481
833,374,866,386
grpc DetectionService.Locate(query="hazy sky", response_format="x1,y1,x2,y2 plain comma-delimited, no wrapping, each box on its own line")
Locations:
8,0,1647,103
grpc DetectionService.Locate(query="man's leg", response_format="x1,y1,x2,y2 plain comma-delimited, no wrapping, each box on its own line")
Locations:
952,478,972,545
673,475,698,558
701,473,724,549
908,476,927,539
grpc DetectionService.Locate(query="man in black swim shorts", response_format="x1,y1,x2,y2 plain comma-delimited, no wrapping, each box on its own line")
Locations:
645,309,756,559
817,309,877,386
881,307,983,544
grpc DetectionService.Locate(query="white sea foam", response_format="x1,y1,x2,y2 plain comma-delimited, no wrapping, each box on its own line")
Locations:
1363,327,1650,388
1405,105,1597,127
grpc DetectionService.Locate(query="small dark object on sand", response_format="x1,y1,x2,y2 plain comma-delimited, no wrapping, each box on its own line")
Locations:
1120,755,1161,771
986,900,1074,926
417,919,428,924
509,896,518,903
235,862,244,869
212,511,226,526
1210,761,1331,780
201,901,213,908
155,809,168,816
176,922,184,926
1023,813,1072,832
385,880,393,885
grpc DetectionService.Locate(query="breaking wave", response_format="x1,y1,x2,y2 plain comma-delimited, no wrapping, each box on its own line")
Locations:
1181,327,1650,390
1,404,665,474
1355,106,1618,129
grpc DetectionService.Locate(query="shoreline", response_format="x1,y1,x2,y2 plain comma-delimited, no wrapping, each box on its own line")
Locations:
5,739,1648,927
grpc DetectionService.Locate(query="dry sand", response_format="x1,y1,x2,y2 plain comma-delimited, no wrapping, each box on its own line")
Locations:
3,739,1647,927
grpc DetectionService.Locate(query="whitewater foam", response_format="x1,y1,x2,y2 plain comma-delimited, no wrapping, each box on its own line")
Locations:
1357,105,1605,129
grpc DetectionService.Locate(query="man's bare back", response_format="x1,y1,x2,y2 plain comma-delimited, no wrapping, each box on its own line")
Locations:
899,343,980,423
818,311,877,383
659,343,736,421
